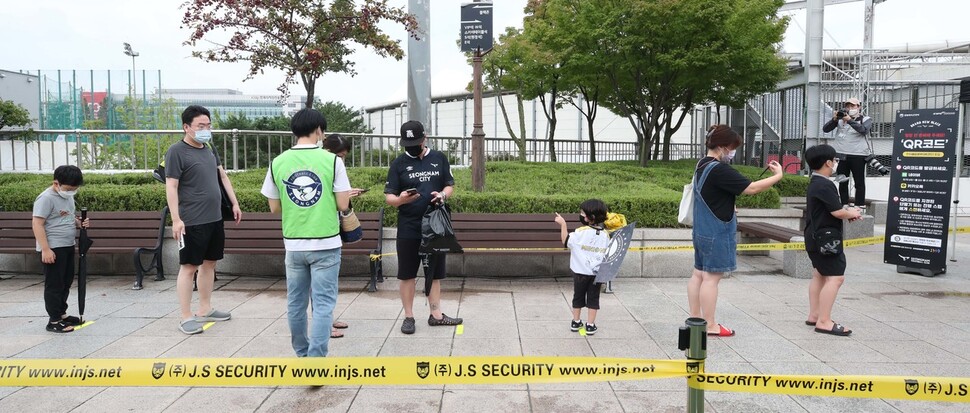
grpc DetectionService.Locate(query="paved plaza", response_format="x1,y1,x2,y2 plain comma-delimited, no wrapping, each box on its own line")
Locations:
1,230,970,412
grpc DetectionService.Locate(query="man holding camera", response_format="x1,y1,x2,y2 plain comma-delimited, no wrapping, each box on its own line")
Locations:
823,97,881,207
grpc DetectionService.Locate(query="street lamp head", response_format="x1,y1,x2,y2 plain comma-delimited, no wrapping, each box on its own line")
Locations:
123,42,138,56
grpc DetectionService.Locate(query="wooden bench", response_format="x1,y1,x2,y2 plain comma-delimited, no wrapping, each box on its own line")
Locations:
0,210,169,287
221,210,386,291
736,221,811,278
445,212,616,291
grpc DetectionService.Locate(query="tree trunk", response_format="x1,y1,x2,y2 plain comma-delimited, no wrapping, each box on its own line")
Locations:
516,94,527,161
587,116,597,163
662,106,690,161
539,92,558,162
304,78,315,109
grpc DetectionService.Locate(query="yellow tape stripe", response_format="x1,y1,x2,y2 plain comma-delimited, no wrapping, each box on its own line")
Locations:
72,321,95,331
0,357,689,387
366,227,970,259
202,322,215,331
690,373,970,403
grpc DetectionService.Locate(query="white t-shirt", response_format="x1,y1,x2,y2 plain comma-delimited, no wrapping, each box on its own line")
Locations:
261,144,352,251
566,226,611,276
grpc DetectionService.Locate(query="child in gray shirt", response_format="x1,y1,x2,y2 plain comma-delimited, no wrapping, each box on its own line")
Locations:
32,165,89,333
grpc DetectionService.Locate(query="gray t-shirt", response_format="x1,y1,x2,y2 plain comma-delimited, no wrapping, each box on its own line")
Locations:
164,140,223,226
32,188,76,251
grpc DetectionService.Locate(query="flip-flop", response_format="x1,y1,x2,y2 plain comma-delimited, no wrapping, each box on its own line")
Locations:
330,329,344,338
815,323,851,336
805,321,817,326
707,323,736,337
332,321,348,329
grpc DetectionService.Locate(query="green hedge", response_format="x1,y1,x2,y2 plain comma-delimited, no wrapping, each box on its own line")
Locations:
0,161,809,227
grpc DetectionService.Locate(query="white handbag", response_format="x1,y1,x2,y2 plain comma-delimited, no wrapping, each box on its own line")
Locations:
678,181,695,226
678,161,713,226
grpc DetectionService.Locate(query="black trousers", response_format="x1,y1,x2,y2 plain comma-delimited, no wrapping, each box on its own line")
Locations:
43,246,75,322
837,155,867,206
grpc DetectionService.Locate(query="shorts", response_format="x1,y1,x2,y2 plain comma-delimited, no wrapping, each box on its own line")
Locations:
572,273,601,310
807,251,847,276
396,238,446,281
179,220,225,266
693,233,737,273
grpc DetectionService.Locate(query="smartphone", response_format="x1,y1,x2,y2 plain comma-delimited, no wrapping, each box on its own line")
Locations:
177,235,186,250
403,188,418,196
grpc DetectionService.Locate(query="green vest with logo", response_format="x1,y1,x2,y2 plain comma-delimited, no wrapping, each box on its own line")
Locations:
271,148,339,239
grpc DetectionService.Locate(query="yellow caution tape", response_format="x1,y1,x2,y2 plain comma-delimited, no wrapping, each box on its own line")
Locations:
0,357,689,387
690,373,970,403
365,227,970,260
72,321,95,331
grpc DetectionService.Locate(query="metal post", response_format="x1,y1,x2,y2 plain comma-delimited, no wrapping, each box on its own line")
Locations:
805,0,824,150
231,129,239,171
472,50,486,191
407,0,432,129
685,317,707,413
951,103,965,262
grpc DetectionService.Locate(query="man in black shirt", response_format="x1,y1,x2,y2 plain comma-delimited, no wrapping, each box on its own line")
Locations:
384,121,461,335
803,144,862,337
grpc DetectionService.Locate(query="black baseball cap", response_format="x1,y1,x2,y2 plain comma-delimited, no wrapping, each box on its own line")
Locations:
400,120,425,147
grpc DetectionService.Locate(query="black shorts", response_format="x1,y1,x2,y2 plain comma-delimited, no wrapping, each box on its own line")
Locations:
179,220,225,266
807,251,846,276
572,273,602,310
396,238,446,281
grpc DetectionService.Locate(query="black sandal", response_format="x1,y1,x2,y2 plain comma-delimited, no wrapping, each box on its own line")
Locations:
61,315,82,326
46,320,75,333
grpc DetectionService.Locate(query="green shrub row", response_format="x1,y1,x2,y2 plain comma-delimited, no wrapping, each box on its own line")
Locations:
0,161,807,227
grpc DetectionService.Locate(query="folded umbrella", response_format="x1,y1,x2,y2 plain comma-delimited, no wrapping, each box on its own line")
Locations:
77,208,94,323
595,222,636,284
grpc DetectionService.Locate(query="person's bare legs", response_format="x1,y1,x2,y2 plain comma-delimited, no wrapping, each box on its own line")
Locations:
700,271,724,334
688,269,725,333
587,309,598,325
815,275,847,331
400,278,416,318
571,308,582,321
195,260,217,316
177,264,200,319
807,269,824,324
688,268,704,318
428,279,443,319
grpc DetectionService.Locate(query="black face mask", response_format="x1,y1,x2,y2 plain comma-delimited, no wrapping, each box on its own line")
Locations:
405,146,423,157
578,216,589,226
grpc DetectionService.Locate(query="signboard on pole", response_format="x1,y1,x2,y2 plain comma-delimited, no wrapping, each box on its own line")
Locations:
460,2,493,52
883,108,959,276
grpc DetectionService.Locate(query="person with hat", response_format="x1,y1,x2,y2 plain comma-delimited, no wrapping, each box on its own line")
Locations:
384,120,461,335
822,97,874,207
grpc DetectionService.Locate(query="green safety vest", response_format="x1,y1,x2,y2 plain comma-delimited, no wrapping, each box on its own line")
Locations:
271,148,339,239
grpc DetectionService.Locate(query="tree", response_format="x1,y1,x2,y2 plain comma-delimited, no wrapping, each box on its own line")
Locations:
480,27,530,161
541,0,788,165
317,100,371,133
525,0,612,162
182,0,420,109
519,1,567,162
0,99,32,131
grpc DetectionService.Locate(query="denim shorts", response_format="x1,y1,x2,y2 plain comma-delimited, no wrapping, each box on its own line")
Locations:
693,232,737,273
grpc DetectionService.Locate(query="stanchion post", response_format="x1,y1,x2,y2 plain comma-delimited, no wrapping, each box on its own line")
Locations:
681,317,707,413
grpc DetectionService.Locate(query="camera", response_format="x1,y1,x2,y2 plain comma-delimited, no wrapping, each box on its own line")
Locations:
836,110,846,118
865,154,890,175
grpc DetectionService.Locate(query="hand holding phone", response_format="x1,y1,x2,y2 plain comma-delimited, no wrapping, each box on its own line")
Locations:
403,188,418,196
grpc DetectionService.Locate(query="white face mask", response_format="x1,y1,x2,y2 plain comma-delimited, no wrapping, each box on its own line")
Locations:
723,149,736,162
57,190,76,199
847,109,859,117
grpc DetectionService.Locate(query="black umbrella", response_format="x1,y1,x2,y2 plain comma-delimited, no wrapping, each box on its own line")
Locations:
77,208,93,323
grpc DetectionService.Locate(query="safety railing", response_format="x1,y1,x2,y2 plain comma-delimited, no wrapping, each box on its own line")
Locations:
0,129,659,172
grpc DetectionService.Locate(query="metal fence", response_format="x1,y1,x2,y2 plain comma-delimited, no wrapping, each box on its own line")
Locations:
0,129,685,172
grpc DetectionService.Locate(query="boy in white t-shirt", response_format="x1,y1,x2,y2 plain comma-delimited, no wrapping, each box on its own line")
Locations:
554,199,611,335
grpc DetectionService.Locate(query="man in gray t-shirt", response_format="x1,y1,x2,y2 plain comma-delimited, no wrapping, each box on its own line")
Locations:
164,105,242,335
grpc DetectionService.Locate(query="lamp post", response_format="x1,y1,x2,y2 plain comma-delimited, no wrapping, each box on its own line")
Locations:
123,42,140,129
